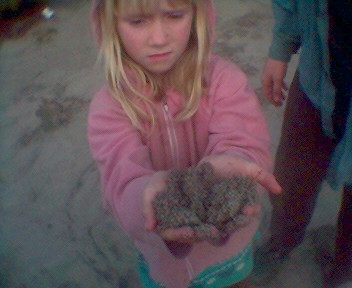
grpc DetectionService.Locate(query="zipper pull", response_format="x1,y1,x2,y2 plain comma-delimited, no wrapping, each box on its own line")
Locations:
163,103,169,112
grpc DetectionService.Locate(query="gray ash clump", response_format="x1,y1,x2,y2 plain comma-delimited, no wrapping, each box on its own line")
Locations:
153,162,258,241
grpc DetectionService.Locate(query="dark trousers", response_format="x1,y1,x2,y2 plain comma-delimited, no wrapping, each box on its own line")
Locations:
269,73,352,268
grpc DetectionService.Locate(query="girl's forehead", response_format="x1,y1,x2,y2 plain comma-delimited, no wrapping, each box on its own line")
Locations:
117,0,192,13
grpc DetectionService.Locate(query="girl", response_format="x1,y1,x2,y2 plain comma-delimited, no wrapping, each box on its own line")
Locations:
88,0,281,287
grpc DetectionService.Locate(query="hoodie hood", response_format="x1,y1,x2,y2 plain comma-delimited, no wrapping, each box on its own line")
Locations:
90,0,216,44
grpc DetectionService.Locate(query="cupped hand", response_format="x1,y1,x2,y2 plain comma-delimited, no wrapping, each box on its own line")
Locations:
200,154,282,195
200,154,281,220
142,171,220,243
142,171,168,232
261,58,289,106
159,225,224,243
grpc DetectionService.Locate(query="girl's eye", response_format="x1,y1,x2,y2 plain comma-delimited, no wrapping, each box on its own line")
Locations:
168,12,183,19
129,18,144,25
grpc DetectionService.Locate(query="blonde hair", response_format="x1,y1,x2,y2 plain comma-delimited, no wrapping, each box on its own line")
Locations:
94,0,211,129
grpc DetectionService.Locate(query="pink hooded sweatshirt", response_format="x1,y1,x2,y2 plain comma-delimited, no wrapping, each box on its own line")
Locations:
88,1,272,287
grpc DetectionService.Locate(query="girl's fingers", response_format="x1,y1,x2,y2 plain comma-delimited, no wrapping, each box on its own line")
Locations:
201,156,282,195
252,165,282,195
160,227,195,242
161,225,222,243
160,226,225,243
143,194,157,231
242,203,261,216
239,160,281,195
143,171,169,231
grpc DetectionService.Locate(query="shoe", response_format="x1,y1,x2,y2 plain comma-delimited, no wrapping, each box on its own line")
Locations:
249,241,292,286
311,225,352,288
322,264,352,288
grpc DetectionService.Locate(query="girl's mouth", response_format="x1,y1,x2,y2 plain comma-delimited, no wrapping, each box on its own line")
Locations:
149,52,172,61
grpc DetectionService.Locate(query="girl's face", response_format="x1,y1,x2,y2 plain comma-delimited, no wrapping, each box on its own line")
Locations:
117,0,194,75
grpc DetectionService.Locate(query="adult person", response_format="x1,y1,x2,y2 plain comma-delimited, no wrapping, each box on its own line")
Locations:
255,0,352,287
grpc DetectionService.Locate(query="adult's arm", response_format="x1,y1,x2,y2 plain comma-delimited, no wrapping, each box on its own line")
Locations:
263,0,301,106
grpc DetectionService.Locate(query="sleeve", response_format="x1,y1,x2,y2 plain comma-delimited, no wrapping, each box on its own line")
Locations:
269,0,301,62
205,58,273,172
87,87,154,241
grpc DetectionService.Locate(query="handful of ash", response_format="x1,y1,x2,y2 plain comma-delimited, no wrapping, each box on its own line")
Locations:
153,162,258,241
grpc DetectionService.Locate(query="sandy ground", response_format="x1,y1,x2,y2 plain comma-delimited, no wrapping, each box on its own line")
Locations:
0,1,345,287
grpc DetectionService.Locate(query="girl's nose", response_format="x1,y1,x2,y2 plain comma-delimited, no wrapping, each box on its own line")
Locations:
149,20,169,46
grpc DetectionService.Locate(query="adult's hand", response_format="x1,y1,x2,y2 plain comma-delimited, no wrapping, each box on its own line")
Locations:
261,58,289,106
